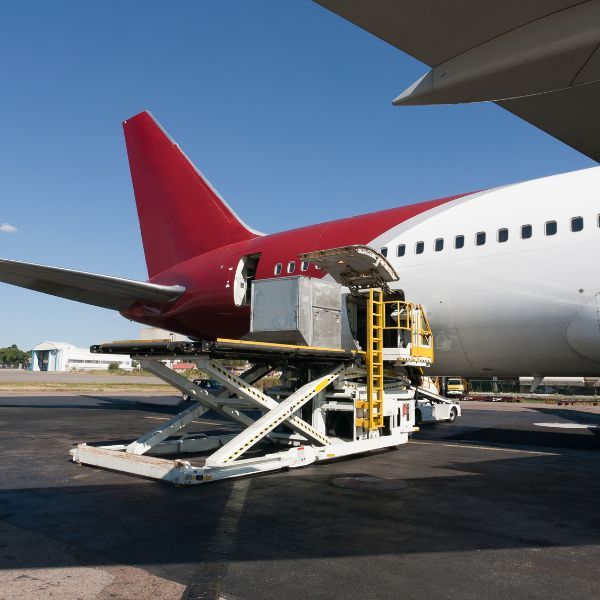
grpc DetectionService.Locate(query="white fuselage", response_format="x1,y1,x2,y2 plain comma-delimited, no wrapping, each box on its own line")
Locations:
370,167,600,377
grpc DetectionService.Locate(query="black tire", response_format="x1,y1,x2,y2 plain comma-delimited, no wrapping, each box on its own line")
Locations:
447,407,458,423
415,409,422,425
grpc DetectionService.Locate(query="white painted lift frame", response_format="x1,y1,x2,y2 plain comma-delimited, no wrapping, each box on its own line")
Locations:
70,351,416,485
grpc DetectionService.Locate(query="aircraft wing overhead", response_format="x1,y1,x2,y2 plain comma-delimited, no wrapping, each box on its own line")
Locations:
314,0,600,161
497,83,600,162
0,258,185,311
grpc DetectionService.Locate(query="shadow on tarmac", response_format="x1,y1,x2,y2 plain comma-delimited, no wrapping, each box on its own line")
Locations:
525,405,600,434
1,398,599,598
0,395,185,415
447,426,600,449
0,449,599,578
411,404,600,449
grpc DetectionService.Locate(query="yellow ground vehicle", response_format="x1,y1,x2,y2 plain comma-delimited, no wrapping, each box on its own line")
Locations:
446,377,466,398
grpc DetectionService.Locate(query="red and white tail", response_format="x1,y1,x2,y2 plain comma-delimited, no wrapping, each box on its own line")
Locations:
123,111,259,277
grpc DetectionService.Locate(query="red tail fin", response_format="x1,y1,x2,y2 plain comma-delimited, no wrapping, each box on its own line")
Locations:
123,111,259,277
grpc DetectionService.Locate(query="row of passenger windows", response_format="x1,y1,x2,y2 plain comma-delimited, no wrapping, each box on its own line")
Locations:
271,215,589,274
274,260,313,275
381,216,587,257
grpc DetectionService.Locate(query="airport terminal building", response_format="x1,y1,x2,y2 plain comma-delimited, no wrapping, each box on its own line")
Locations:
31,342,133,372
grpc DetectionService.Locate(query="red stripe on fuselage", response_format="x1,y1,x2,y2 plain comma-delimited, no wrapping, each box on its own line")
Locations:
246,192,467,279
123,192,469,339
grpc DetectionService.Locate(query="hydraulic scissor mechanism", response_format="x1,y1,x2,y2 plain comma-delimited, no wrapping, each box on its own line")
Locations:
71,249,435,485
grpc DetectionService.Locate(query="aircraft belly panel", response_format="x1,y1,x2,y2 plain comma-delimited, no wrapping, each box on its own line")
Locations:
390,266,473,376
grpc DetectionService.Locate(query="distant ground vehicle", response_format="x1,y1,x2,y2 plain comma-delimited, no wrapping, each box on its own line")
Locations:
182,378,221,401
415,395,461,424
446,377,466,397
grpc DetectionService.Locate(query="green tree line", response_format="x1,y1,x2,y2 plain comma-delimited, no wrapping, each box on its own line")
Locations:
0,344,30,366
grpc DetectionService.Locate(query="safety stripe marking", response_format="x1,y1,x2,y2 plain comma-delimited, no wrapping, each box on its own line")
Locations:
206,360,334,448
223,373,338,462
409,440,558,455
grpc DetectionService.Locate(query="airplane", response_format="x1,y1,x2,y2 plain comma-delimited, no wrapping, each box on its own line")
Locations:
1,1,599,379
313,0,600,161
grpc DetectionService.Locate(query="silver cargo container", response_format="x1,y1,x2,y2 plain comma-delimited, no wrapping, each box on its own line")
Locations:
249,276,342,348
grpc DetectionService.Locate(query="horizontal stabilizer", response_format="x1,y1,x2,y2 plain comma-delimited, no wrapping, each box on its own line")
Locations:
0,258,185,311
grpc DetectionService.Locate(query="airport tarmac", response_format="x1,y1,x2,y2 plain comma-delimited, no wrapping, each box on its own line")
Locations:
0,369,165,385
0,396,598,599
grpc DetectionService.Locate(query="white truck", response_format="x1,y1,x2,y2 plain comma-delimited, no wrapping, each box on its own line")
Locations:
414,387,461,424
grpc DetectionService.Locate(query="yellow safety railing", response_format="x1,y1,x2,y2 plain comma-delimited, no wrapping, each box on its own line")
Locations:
380,299,434,362
359,291,434,432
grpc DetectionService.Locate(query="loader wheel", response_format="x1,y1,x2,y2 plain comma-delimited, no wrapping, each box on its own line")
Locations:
415,409,422,424
447,407,458,423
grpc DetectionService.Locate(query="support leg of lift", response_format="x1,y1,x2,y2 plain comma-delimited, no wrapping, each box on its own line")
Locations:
124,361,277,456
140,359,259,427
197,359,333,447
71,359,350,483
206,364,344,466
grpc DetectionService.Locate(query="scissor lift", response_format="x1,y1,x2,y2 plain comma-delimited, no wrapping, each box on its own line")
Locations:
71,247,435,485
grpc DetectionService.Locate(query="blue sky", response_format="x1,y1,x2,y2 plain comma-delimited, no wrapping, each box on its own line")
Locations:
0,1,595,350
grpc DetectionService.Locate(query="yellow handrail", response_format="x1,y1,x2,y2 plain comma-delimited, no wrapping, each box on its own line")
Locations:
379,299,434,362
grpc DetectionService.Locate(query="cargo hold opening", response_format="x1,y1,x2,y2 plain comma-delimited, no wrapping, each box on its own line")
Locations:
345,289,405,351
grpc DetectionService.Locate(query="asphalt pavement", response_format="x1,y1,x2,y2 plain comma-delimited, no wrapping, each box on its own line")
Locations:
0,396,598,599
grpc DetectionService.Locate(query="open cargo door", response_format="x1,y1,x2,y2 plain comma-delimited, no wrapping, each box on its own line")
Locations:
299,245,399,295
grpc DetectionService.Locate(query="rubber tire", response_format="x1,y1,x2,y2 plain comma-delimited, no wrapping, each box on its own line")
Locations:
415,409,422,425
447,407,458,423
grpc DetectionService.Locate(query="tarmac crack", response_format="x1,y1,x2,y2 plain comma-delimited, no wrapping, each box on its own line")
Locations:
182,478,251,600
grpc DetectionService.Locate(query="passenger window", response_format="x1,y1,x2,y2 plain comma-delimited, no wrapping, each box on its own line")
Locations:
287,261,296,273
397,244,405,257
434,238,444,252
415,241,424,255
497,228,508,243
545,220,557,236
274,263,282,275
454,235,464,249
300,261,309,271
380,247,388,257
571,216,583,232
475,232,486,246
521,224,532,239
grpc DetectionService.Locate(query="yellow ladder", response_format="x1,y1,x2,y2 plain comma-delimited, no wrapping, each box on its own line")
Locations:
366,288,384,429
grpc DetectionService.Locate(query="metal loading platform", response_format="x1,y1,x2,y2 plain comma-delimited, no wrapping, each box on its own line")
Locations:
71,247,435,485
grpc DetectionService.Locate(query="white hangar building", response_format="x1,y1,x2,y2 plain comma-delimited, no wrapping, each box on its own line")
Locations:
31,342,133,372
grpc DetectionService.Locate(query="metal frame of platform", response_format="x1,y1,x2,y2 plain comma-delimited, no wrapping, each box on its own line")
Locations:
71,281,433,485
71,337,418,485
